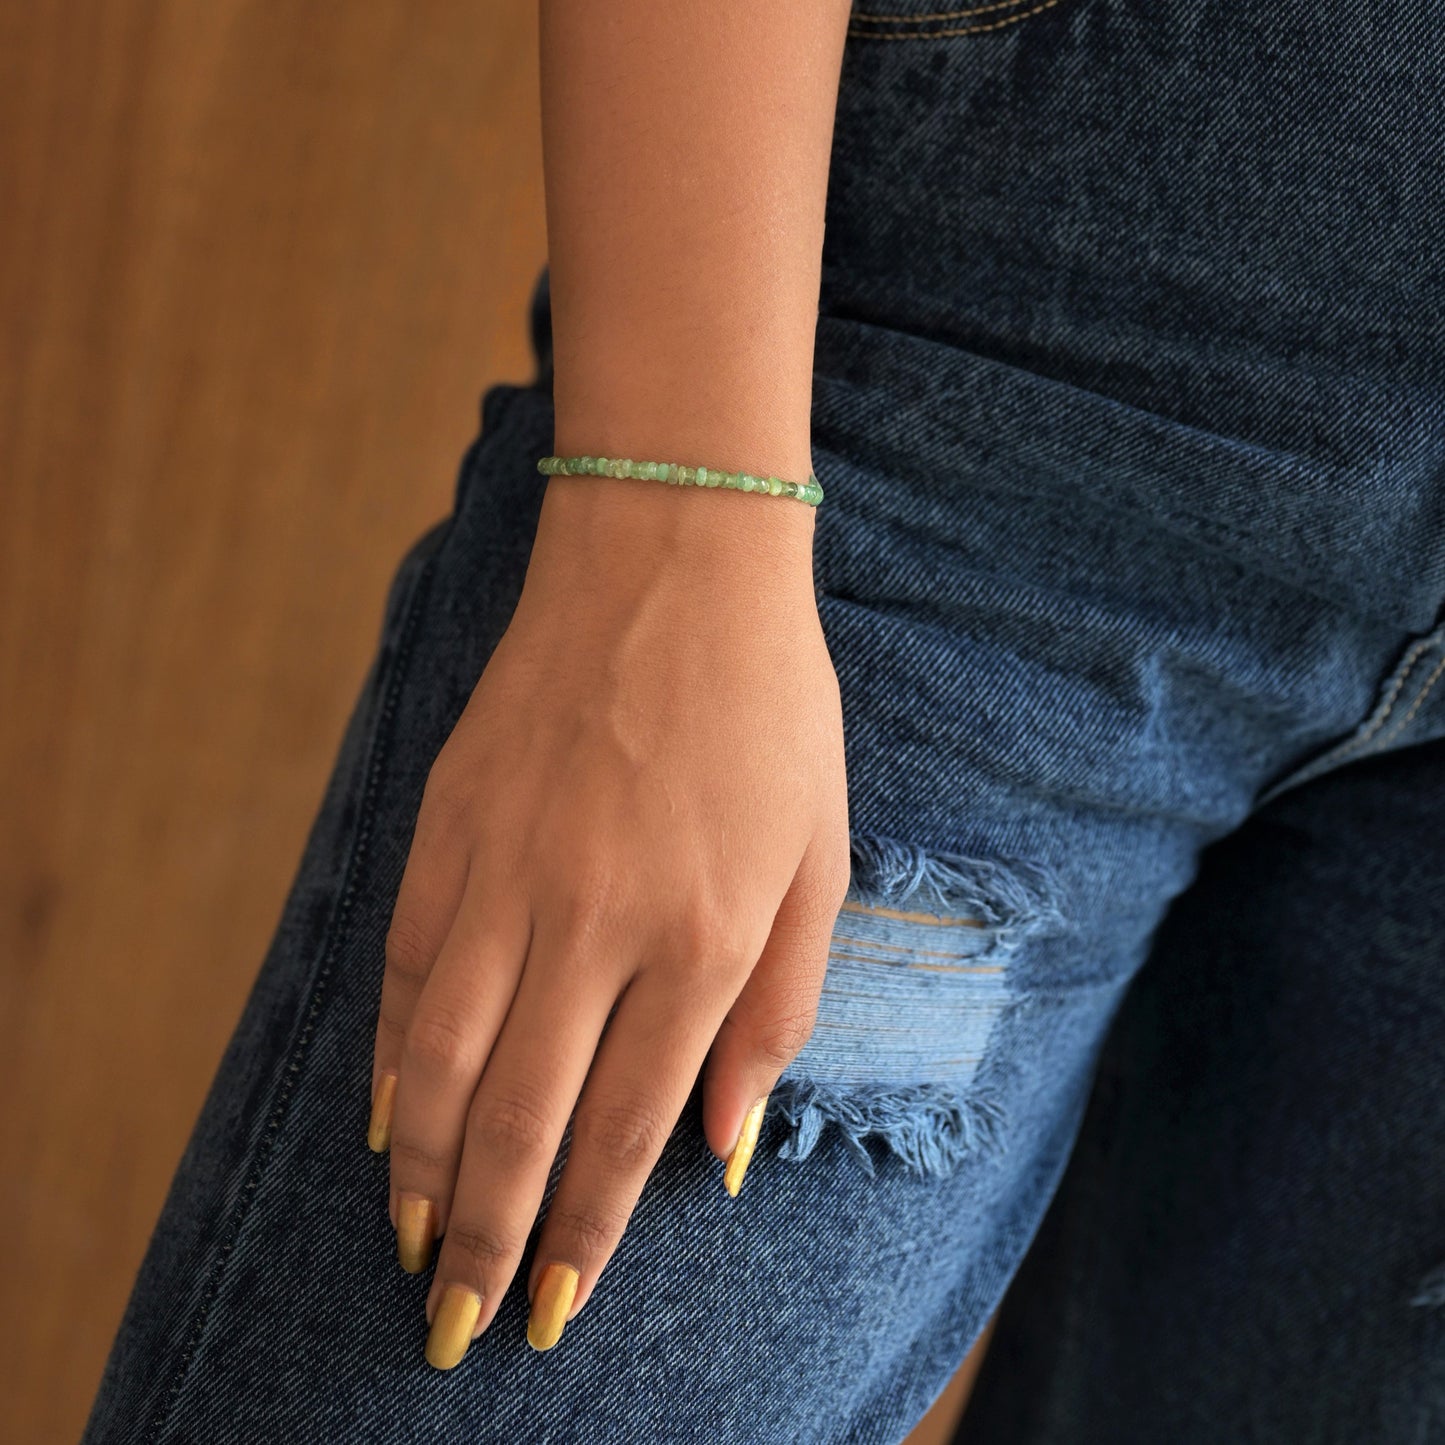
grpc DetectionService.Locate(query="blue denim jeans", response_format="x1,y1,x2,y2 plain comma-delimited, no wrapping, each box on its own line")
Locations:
83,3,1444,1441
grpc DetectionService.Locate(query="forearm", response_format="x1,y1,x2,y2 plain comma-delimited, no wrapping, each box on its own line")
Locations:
537,0,852,554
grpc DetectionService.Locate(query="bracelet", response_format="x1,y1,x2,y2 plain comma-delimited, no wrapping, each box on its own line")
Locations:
537,453,824,507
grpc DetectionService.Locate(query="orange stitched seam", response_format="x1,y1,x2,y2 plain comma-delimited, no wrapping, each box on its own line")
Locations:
838,899,985,928
828,948,1005,974
848,0,1065,39
831,930,988,961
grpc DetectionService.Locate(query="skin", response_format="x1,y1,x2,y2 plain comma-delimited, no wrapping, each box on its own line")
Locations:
369,0,856,1358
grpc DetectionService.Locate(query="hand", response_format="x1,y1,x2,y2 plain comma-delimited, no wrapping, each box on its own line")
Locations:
366,474,851,1368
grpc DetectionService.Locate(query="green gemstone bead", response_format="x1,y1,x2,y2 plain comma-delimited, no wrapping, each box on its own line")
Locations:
696,466,708,484
679,466,694,484
768,477,781,495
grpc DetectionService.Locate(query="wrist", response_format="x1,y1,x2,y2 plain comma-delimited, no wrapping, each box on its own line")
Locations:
531,470,818,594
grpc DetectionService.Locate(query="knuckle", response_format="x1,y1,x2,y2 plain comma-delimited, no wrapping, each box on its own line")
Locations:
384,913,436,989
574,1091,672,1173
375,1003,409,1042
420,762,474,834
470,1084,553,1160
544,1197,629,1260
551,880,622,947
443,1218,515,1274
661,903,755,982
387,1136,452,1175
404,1005,474,1080
754,1001,819,1070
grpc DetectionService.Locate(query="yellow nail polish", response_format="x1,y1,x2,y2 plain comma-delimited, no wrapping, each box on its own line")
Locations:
724,1094,768,1198
526,1262,580,1351
397,1194,436,1274
425,1283,482,1370
367,1072,397,1152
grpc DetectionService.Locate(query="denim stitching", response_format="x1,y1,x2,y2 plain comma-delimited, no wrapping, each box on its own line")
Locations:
1276,634,1440,794
1253,626,1445,810
852,0,1037,22
146,526,447,1443
1372,649,1445,752
848,0,1065,39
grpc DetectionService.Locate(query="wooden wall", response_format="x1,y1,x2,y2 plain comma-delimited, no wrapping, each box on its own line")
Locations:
0,5,977,1440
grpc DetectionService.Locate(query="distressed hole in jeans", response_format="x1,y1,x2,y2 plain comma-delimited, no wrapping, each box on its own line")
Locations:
769,829,1065,1180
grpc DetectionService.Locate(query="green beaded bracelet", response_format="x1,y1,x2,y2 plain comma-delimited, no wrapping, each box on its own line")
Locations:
537,454,824,507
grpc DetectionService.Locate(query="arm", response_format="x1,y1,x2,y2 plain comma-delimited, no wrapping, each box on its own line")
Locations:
539,0,848,560
369,0,855,1369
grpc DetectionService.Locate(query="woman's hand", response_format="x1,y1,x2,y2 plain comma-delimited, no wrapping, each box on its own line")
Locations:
366,474,851,1368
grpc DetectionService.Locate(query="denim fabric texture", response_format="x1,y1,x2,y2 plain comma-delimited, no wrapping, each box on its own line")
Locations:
82,2,1444,1441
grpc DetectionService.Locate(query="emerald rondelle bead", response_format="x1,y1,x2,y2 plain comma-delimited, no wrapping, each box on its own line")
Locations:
696,466,708,484
680,466,694,483
768,477,782,495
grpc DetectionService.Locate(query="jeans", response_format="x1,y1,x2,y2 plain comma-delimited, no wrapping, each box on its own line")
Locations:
83,2,1445,1441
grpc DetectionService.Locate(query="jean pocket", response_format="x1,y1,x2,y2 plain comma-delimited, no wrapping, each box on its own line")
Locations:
846,0,1079,42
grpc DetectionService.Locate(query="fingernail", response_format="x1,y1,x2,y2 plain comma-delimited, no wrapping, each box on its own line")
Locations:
397,1193,436,1274
526,1262,580,1351
724,1094,768,1198
367,1072,397,1152
425,1283,482,1370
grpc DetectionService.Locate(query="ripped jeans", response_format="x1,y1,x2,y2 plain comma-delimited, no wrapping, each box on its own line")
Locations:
83,3,1445,1442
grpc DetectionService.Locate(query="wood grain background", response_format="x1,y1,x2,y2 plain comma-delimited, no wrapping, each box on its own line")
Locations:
1,4,980,1439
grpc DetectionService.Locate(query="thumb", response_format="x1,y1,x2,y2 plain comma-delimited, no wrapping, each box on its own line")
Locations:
701,837,848,1196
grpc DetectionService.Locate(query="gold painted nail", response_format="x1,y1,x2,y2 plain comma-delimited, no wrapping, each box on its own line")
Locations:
425,1283,482,1370
526,1262,580,1351
724,1094,768,1198
367,1072,397,1152
397,1193,436,1274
